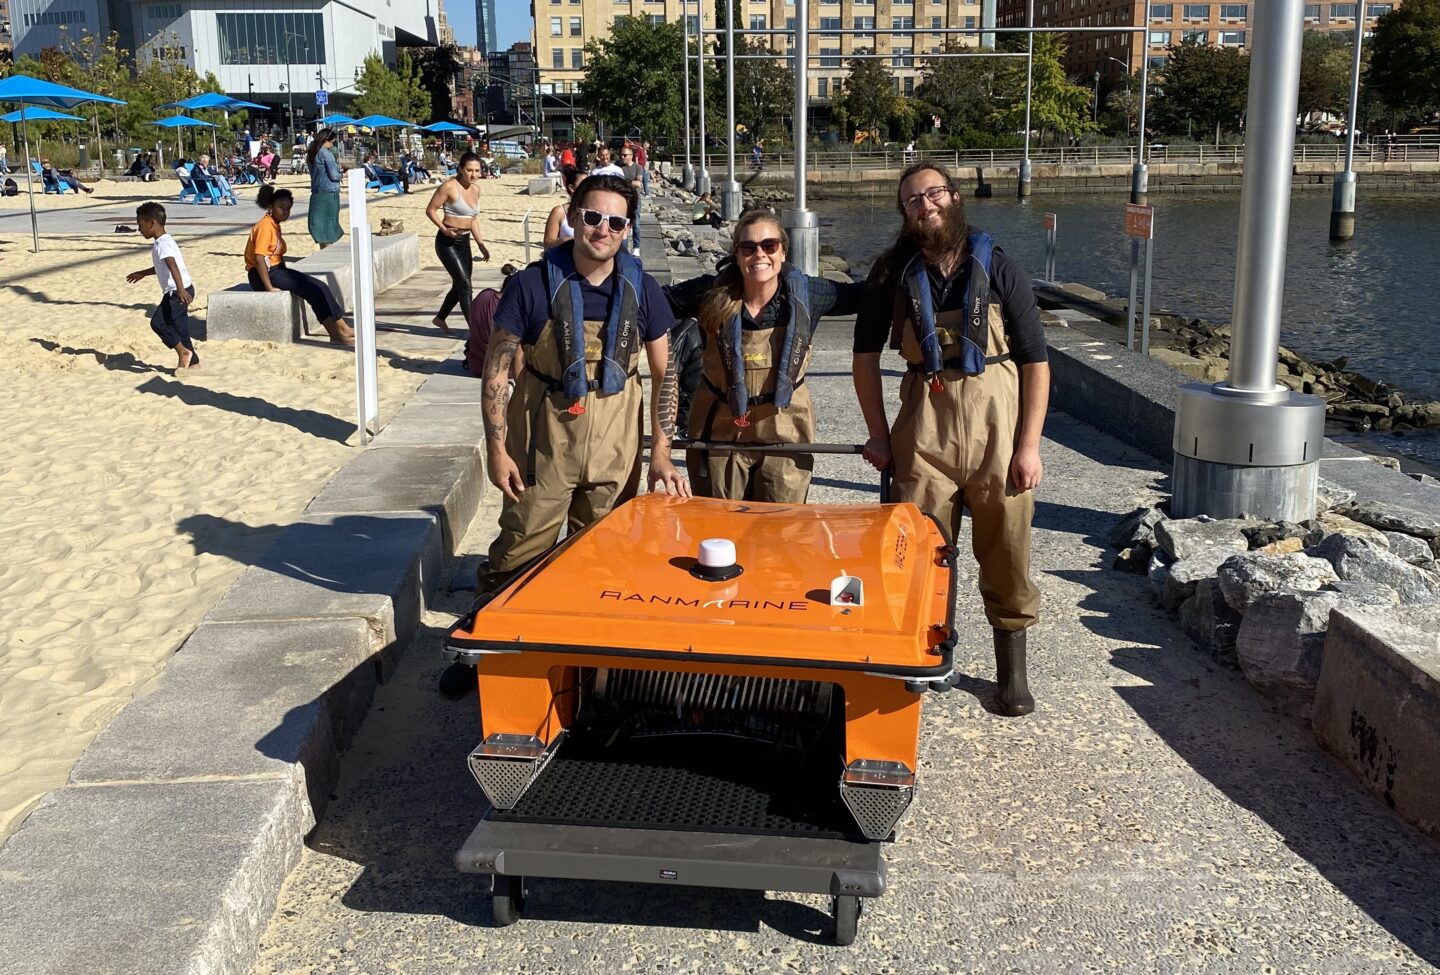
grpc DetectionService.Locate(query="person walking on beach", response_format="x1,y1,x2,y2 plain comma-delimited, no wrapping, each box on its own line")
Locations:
661,210,861,502
0,143,9,175
245,185,355,346
618,144,645,252
437,174,687,696
127,202,200,371
426,151,492,333
306,129,344,249
853,162,1049,717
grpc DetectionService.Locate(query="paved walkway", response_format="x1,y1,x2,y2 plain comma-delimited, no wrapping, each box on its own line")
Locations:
247,320,1440,973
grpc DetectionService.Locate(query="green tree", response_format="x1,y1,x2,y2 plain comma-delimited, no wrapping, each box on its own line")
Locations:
353,51,427,121
833,51,904,139
411,43,464,122
1151,37,1250,144
582,17,686,144
992,33,1094,143
916,42,1018,137
1366,0,1440,125
733,42,793,145
1298,30,1358,122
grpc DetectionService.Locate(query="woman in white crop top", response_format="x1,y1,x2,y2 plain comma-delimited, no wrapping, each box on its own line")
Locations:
425,151,492,332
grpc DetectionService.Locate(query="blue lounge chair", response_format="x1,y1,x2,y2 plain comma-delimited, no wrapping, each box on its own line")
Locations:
33,160,68,195
176,165,199,203
364,162,403,194
189,170,222,205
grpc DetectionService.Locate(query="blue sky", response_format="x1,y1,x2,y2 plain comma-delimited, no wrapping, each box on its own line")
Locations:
446,1,532,50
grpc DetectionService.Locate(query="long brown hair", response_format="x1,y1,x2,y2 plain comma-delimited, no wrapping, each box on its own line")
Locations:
698,210,789,338
868,161,969,290
306,128,336,170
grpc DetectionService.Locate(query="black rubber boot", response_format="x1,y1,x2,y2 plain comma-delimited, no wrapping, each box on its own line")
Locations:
993,628,1035,717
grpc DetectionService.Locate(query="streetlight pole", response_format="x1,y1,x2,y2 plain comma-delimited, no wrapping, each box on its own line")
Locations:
1092,72,1101,122
782,0,818,274
697,5,710,197
1018,0,1034,198
1171,0,1324,522
1133,51,1150,204
1330,10,1366,241
720,0,743,220
681,0,695,189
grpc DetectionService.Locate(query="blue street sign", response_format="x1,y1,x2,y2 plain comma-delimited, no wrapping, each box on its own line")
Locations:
315,89,329,107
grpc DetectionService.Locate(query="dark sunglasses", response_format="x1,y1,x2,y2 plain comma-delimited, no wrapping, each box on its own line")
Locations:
577,207,630,233
736,237,782,257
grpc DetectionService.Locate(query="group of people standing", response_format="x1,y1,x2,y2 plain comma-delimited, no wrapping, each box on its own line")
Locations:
441,163,1050,720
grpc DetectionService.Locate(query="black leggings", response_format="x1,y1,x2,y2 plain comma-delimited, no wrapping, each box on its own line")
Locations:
435,231,473,324
248,263,345,322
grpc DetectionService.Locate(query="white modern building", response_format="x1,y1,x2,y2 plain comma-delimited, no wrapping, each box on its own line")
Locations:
10,0,442,112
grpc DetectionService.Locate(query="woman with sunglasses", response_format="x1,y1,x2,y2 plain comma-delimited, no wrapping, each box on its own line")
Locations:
662,210,863,503
425,151,492,333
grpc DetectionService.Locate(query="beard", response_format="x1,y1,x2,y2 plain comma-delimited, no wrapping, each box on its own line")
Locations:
904,199,969,257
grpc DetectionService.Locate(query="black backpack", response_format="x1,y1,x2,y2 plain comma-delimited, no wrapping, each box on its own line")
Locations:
1,178,17,197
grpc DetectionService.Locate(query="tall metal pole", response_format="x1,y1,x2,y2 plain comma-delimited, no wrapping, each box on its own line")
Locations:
1330,11,1365,241
782,0,818,274
981,0,997,49
1133,48,1149,204
1171,0,1324,523
720,0,743,219
681,0,695,189
696,7,711,198
1018,0,1034,198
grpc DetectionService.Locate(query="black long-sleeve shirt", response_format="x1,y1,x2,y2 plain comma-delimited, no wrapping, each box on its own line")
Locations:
852,246,1048,365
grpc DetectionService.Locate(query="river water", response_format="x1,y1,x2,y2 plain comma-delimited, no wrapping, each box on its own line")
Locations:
824,190,1440,400
820,189,1440,467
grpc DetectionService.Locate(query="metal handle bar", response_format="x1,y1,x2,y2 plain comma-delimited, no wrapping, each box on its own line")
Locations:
642,438,892,502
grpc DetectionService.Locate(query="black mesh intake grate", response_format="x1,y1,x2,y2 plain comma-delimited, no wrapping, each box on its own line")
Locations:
490,736,867,841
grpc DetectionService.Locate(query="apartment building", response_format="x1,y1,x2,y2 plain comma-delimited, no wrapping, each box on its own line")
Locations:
996,0,1403,84
1,0,12,53
534,0,713,98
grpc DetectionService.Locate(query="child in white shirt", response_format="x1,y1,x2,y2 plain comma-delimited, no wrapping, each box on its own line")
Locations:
126,201,199,370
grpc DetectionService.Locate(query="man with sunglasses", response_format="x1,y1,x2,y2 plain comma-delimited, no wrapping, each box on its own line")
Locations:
476,173,688,597
853,162,1050,718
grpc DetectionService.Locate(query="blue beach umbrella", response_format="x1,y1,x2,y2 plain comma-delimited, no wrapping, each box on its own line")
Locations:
0,74,127,252
161,93,267,159
352,115,413,162
318,113,357,127
1,107,85,123
419,120,476,133
151,114,216,158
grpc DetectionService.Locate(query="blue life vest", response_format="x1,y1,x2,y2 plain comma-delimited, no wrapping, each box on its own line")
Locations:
540,242,644,402
898,231,996,377
715,264,813,423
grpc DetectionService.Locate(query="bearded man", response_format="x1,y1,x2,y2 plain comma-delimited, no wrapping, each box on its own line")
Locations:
852,162,1050,717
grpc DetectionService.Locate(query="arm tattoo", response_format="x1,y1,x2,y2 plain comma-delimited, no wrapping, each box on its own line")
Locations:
482,333,521,443
656,341,681,442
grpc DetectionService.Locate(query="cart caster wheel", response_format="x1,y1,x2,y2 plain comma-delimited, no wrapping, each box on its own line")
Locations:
491,874,526,926
831,894,861,946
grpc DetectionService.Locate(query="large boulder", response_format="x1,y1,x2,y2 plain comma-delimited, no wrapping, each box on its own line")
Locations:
1179,578,1242,668
1154,516,1256,561
1215,552,1340,614
1382,531,1436,566
1339,500,1440,540
1307,534,1440,606
1236,589,1342,719
1315,511,1391,550
1162,547,1244,612
1320,580,1402,607
1314,478,1357,513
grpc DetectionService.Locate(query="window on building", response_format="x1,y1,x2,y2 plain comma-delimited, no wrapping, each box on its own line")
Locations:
1149,3,1174,18
819,46,840,67
1182,28,1207,42
1148,54,1169,69
569,16,581,35
1182,3,1209,18
854,0,873,5
854,15,874,40
1330,3,1356,17
1218,4,1245,18
217,12,326,65
817,77,829,97
550,16,562,35
147,4,182,20
646,14,663,24
904,75,915,95
1218,29,1244,44
892,45,913,67
1149,29,1170,44
553,49,564,68
930,16,941,29
750,14,766,30
686,14,699,33
965,15,976,27
819,16,841,32
892,15,914,29
570,48,582,67
1304,4,1321,20
1367,3,1392,15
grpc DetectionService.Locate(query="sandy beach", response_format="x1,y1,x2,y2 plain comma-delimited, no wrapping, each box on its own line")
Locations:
0,171,537,838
